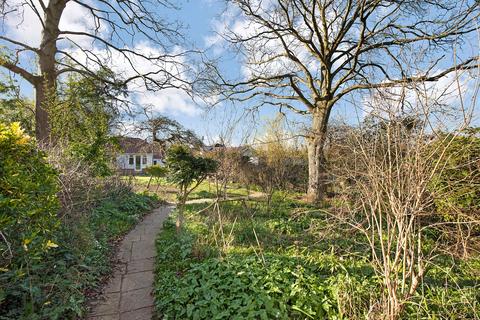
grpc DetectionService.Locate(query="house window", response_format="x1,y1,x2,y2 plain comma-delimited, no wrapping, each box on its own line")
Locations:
129,155,134,165
142,156,147,164
153,160,157,165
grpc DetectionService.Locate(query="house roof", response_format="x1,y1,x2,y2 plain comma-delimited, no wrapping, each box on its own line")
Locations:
117,137,164,156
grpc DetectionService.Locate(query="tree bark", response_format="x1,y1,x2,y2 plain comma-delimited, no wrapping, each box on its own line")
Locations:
306,107,329,203
176,188,186,234
34,80,51,142
34,0,67,142
175,203,184,234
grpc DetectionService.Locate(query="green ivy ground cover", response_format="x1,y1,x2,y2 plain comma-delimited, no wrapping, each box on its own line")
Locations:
154,196,480,319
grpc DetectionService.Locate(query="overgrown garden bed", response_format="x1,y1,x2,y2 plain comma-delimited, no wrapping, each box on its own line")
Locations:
154,197,480,319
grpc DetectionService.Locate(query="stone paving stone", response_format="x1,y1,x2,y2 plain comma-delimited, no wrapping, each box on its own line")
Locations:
140,233,157,241
123,233,142,242
127,258,155,273
120,307,154,320
104,275,122,293
118,249,132,263
89,314,119,320
89,292,120,316
119,240,133,252
87,206,172,320
122,271,154,291
120,287,154,313
131,241,156,260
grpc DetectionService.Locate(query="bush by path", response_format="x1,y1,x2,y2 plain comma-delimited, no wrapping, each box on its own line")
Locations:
0,122,159,319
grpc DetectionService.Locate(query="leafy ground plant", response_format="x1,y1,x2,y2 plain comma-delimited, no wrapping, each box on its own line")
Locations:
154,198,480,319
154,202,379,320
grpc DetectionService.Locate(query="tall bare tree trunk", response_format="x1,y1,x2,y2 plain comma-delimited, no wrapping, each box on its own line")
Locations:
34,0,67,142
34,80,51,142
306,107,329,203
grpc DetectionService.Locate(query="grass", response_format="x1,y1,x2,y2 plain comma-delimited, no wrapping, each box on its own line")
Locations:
153,192,480,319
188,182,250,200
123,175,252,202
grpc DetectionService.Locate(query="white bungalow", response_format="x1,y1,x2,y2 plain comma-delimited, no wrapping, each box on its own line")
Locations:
116,137,164,174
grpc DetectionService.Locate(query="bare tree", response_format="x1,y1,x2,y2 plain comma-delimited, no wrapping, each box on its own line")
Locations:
218,0,479,202
0,0,197,142
136,114,204,149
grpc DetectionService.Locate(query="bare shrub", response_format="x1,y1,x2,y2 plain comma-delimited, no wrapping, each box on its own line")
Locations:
46,144,132,222
208,147,246,199
330,87,480,318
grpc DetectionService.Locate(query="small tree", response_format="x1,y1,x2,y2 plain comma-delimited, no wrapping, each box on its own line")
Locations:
165,145,217,232
50,70,123,176
144,165,168,191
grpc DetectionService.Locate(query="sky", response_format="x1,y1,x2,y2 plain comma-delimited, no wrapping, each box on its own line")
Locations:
1,0,479,145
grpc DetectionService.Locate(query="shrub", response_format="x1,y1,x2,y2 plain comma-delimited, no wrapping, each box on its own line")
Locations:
0,122,60,316
0,123,159,318
145,165,168,178
165,145,217,231
429,129,480,223
145,165,168,189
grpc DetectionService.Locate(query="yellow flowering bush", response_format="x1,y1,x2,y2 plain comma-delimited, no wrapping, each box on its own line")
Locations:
0,122,60,314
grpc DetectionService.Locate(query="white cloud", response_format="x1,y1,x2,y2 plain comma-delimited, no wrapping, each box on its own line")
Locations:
134,88,201,116
3,0,44,46
68,41,201,117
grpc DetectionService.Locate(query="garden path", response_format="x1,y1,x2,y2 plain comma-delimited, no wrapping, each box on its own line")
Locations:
87,205,173,320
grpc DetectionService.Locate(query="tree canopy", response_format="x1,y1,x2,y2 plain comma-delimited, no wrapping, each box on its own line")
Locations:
217,0,479,202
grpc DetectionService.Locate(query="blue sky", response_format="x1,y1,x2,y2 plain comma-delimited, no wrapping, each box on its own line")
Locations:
171,0,291,144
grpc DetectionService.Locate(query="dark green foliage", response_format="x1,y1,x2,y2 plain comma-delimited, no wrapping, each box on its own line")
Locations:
155,251,375,319
144,165,169,190
51,69,125,176
165,145,218,195
165,145,218,230
154,201,379,320
145,165,168,178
